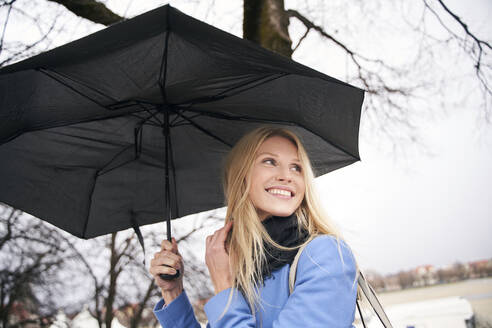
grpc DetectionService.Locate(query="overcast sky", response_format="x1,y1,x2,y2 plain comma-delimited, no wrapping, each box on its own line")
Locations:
2,0,490,275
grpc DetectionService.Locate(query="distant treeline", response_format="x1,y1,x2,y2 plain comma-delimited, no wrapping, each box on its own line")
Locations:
366,259,492,291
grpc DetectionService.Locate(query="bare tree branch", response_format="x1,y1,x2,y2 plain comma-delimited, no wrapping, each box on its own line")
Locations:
0,205,79,326
0,5,60,67
0,0,14,54
46,0,123,26
422,0,492,96
292,27,309,52
286,8,420,98
436,0,492,52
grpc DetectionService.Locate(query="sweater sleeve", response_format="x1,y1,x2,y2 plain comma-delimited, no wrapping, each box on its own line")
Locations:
153,290,204,328
203,288,256,327
203,235,358,328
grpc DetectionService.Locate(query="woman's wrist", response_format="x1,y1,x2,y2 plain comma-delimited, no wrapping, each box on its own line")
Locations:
162,285,183,305
213,278,232,295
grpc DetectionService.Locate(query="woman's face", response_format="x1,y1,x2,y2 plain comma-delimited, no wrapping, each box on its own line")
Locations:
248,136,306,221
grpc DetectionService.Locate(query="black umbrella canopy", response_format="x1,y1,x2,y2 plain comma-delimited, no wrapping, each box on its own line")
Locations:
0,4,364,239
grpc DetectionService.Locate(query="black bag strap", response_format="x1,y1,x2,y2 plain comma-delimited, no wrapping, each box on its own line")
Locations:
357,271,393,327
356,300,367,328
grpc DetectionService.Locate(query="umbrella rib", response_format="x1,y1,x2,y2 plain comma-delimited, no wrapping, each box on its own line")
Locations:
96,111,163,176
39,68,117,107
39,68,162,117
139,107,164,125
96,146,136,177
82,172,99,238
168,106,233,148
212,73,289,100
107,99,160,113
171,122,194,128
169,112,202,127
178,107,297,126
130,113,161,127
173,73,289,108
158,7,171,104
179,108,360,160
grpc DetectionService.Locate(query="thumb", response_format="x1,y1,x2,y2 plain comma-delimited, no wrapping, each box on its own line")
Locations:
171,237,179,254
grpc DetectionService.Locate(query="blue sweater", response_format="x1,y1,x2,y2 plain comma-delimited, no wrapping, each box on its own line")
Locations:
153,235,358,328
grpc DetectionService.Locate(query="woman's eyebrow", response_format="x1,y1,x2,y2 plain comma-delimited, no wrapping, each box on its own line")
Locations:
257,152,278,157
257,152,301,163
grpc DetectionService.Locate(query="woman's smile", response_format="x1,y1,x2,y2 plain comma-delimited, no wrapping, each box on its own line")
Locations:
265,186,295,198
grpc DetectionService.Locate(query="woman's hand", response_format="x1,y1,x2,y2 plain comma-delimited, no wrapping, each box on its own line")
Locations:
149,237,184,304
205,221,233,295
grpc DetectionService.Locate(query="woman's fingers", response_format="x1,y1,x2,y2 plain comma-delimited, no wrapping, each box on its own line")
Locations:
208,221,233,247
151,252,181,269
161,237,180,252
150,239,185,295
204,222,233,295
205,222,233,266
171,237,179,254
150,243,183,281
153,249,180,261
150,263,178,276
217,221,233,244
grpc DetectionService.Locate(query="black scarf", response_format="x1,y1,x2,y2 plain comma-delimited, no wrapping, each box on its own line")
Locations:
261,213,309,280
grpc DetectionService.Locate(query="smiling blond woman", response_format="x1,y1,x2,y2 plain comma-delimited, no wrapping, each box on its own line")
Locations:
149,127,358,327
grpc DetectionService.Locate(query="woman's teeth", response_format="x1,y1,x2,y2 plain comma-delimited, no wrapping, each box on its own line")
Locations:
267,189,292,197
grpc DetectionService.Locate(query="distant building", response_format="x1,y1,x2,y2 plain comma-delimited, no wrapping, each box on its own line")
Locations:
413,264,438,287
4,302,38,328
468,259,492,278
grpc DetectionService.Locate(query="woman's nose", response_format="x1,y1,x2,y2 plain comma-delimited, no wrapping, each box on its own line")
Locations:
275,165,292,182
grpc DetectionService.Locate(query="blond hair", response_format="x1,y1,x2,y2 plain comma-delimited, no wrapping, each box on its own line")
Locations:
221,126,343,318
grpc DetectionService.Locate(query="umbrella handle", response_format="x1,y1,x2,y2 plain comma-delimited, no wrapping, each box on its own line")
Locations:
159,265,180,280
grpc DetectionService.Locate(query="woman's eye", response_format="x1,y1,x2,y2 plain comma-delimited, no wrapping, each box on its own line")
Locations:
291,165,302,172
263,158,275,165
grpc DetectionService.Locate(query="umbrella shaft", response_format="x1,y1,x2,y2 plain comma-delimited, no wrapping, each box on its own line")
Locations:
160,107,180,281
163,109,172,242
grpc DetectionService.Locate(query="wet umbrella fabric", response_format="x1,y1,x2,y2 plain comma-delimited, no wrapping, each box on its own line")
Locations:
0,5,364,241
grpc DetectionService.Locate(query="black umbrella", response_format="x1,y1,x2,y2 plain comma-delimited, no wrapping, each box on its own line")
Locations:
0,4,364,267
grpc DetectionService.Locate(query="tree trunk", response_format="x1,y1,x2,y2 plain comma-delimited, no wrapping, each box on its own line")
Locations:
130,281,155,328
104,233,119,328
243,0,292,58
